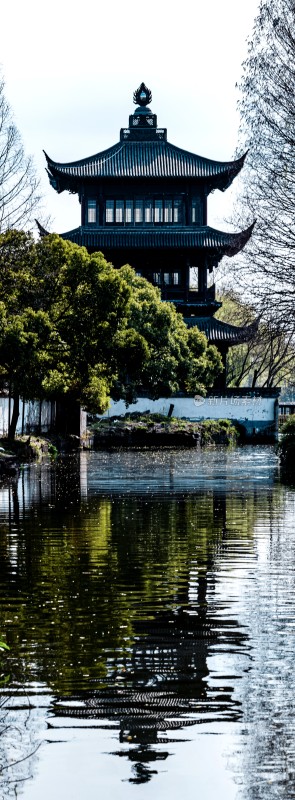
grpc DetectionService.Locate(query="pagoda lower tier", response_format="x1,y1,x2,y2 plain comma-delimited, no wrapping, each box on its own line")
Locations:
57,223,254,265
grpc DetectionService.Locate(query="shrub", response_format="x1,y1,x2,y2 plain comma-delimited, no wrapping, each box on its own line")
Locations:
281,415,295,436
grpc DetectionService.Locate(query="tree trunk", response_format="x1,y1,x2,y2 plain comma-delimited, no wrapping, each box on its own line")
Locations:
8,393,20,440
55,395,81,437
251,369,258,389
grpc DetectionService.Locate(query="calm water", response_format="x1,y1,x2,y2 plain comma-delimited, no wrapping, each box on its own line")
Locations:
0,446,294,798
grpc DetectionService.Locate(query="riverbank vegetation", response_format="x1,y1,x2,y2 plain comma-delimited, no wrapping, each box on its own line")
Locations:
91,414,239,449
278,415,295,480
0,435,54,478
0,418,239,476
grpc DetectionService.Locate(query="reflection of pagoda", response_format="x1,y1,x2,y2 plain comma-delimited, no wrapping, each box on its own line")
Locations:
55,524,246,785
43,82,255,385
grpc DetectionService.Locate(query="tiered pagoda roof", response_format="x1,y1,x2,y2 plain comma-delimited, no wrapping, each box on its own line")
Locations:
55,222,254,266
44,145,246,193
55,224,253,253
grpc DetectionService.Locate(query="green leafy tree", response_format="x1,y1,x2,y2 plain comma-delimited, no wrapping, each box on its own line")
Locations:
0,231,223,437
0,231,63,438
0,304,54,438
114,266,222,401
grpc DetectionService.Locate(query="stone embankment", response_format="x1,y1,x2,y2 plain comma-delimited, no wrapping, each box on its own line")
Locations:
0,436,52,479
0,449,18,478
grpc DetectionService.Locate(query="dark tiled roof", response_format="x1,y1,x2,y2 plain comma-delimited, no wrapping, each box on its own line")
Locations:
185,315,257,344
44,142,246,189
59,223,254,255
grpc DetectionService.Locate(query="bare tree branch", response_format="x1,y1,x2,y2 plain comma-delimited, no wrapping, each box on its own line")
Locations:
218,290,295,387
224,1,295,331
0,75,42,232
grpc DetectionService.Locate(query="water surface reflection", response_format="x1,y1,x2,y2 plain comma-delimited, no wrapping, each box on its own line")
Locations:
0,446,294,798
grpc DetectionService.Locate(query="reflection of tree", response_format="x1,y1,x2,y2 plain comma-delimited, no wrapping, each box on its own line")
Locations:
228,503,295,799
0,467,261,692
0,691,42,797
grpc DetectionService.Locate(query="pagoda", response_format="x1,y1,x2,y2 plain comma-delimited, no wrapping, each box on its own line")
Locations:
43,83,255,388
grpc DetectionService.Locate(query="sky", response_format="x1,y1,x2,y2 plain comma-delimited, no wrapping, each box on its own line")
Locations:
1,0,260,234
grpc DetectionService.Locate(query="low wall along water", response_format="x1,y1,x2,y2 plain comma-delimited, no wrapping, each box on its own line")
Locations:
0,397,56,436
0,391,279,441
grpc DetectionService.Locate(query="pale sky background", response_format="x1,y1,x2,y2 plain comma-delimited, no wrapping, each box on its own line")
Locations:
1,0,260,234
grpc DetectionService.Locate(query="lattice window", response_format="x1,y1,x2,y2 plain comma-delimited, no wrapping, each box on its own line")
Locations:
145,200,153,223
154,200,163,223
125,200,133,223
106,200,114,223
134,200,143,223
164,200,173,223
104,197,184,226
87,199,96,224
115,200,124,223
191,198,201,224
173,198,182,223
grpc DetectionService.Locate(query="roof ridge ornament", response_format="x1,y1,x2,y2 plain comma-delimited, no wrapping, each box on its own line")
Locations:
133,83,152,107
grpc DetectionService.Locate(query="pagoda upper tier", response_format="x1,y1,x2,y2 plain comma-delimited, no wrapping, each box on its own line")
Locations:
44,81,246,196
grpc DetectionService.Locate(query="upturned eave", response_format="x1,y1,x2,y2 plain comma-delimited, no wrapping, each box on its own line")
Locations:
43,145,247,192
184,315,258,344
54,223,254,257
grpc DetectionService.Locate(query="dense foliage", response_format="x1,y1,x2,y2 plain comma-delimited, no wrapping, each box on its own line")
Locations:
280,415,295,437
278,414,295,478
0,231,222,437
